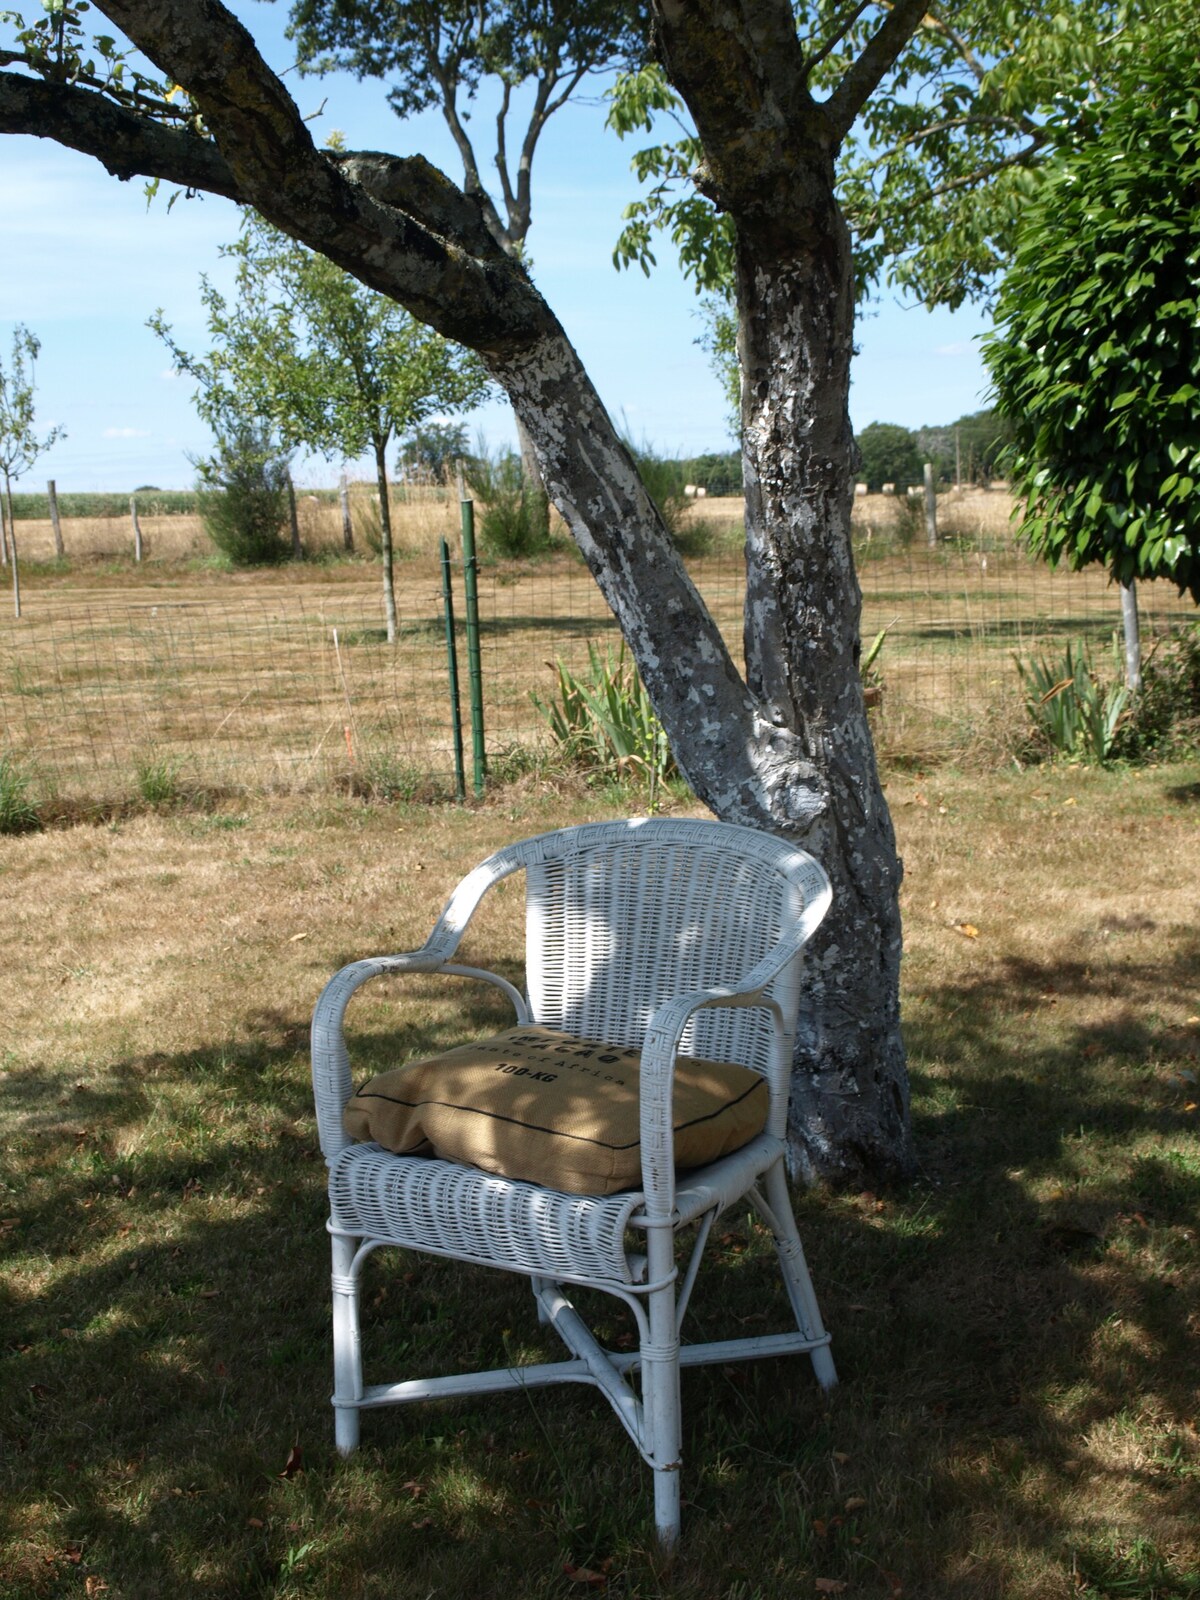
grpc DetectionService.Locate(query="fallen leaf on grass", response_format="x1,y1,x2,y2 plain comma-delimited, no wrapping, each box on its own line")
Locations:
401,1480,426,1499
247,1517,265,1529
815,1581,848,1595
955,923,980,939
844,1496,867,1512
563,1559,610,1587
280,1445,303,1479
85,1580,108,1597
288,932,309,942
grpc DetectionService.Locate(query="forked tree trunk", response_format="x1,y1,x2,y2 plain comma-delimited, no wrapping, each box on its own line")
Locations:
488,226,910,1181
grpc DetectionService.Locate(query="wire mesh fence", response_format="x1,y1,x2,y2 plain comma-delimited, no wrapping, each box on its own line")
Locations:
1,504,1194,809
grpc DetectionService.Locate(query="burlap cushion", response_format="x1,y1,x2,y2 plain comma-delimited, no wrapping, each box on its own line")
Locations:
343,1025,769,1195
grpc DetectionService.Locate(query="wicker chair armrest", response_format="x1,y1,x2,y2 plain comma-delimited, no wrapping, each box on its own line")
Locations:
310,951,526,1162
637,985,787,1218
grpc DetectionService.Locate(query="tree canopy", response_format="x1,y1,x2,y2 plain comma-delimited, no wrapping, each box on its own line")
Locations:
287,0,645,259
984,19,1200,602
607,1,1151,312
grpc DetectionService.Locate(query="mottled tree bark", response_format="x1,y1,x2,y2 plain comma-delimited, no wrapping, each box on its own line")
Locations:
0,0,927,1180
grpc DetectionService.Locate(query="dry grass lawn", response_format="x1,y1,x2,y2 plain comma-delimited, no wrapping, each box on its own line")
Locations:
2,760,1198,1598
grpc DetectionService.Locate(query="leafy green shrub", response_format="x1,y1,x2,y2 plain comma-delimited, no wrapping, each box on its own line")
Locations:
1114,621,1200,760
194,424,292,566
531,643,678,800
357,751,425,803
466,448,551,559
856,422,922,491
984,34,1200,602
0,753,40,834
1015,641,1129,764
135,754,185,806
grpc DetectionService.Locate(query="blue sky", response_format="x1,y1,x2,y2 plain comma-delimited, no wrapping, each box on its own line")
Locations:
0,4,993,492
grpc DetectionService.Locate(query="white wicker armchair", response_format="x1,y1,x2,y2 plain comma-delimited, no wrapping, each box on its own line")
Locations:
311,817,836,1549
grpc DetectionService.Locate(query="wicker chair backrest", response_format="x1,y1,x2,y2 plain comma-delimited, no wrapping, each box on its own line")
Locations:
521,819,814,1076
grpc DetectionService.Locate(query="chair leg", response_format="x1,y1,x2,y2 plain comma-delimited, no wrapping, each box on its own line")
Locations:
642,1222,682,1552
761,1161,838,1391
330,1230,364,1455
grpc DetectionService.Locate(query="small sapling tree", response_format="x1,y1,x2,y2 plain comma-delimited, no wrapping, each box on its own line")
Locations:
153,214,491,639
193,421,293,567
0,325,63,612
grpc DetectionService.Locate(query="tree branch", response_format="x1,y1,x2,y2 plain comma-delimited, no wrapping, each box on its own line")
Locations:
83,0,540,349
824,0,930,143
0,69,241,198
803,1,874,79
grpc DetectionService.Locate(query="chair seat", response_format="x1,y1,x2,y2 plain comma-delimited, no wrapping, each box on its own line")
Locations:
328,1132,789,1290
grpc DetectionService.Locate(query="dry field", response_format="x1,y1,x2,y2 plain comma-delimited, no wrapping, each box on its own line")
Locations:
2,489,1195,808
1,762,1198,1597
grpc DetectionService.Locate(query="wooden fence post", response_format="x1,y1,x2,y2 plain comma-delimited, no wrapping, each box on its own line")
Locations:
287,474,302,560
923,463,937,547
9,518,20,618
131,495,143,563
48,479,64,558
1120,579,1142,692
339,472,354,551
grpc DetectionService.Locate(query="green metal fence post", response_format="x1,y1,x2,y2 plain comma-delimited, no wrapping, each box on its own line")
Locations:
458,472,487,796
439,537,466,803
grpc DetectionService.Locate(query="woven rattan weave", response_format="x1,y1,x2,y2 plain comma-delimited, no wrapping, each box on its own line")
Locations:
311,816,836,1548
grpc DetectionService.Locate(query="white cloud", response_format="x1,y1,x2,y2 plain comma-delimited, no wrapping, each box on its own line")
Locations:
936,342,975,358
102,426,150,439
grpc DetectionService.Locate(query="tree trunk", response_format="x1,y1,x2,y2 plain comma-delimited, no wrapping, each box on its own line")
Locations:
373,439,398,645
487,268,909,1180
732,210,909,1183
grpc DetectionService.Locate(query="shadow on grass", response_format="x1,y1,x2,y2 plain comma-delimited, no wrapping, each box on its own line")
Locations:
3,959,1198,1597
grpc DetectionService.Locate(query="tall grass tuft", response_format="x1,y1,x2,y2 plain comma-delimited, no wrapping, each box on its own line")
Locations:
134,754,185,807
531,642,678,802
1015,640,1129,764
0,753,40,834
